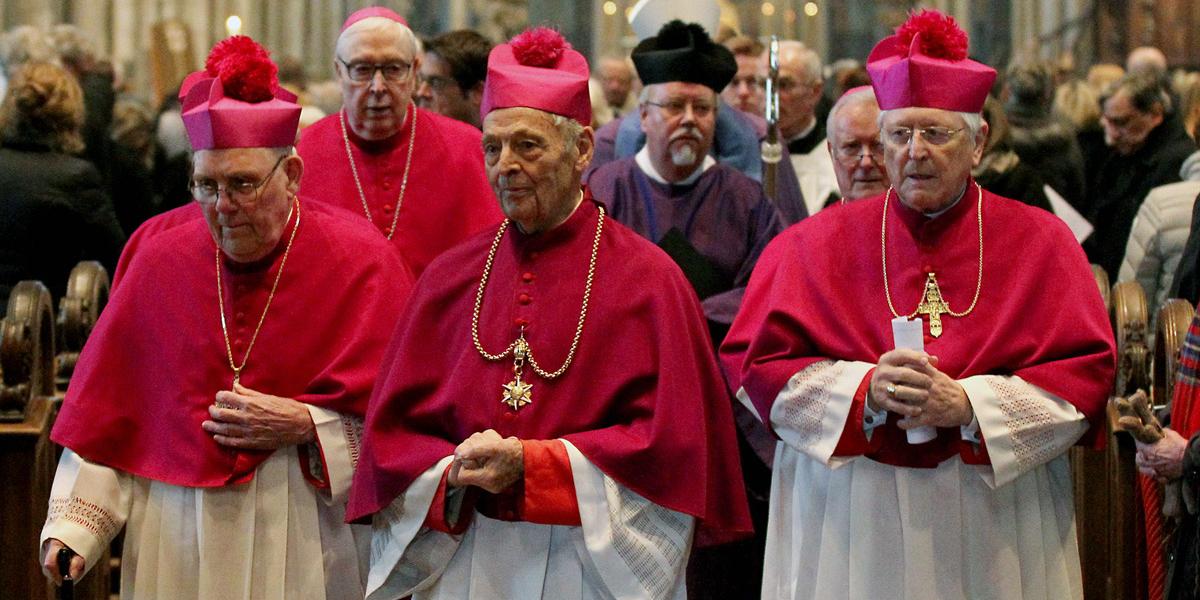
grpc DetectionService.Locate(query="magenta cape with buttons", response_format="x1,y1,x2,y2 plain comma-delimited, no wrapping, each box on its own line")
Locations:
295,107,502,278
51,206,414,486
347,194,753,545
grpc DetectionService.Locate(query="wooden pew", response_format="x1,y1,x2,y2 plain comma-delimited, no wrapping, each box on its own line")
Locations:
0,281,63,600
1074,274,1150,600
0,263,112,600
55,261,110,392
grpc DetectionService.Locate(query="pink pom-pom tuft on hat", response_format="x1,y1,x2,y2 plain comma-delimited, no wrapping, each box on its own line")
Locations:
866,9,995,113
894,10,968,61
203,36,278,103
481,27,591,126
179,36,300,151
510,27,570,68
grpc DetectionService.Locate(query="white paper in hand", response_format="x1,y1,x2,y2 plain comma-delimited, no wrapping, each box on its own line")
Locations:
891,317,936,444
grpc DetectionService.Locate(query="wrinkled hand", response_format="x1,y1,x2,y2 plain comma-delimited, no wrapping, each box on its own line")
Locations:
1137,427,1188,482
201,383,315,450
448,429,523,493
40,538,84,585
870,350,972,428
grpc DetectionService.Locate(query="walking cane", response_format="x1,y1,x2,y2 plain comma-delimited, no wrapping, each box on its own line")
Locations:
57,547,74,600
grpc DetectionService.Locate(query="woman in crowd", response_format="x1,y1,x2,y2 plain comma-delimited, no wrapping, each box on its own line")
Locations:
0,61,123,300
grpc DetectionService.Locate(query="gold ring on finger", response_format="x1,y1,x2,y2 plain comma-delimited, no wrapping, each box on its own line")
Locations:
886,383,897,397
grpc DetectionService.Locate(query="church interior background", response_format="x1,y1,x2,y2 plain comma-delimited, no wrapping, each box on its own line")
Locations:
1,0,1198,109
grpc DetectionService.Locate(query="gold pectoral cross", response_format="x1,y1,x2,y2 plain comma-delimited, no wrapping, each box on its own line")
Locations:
501,337,533,411
916,272,951,338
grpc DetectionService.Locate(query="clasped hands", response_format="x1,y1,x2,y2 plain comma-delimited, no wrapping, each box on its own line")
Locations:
868,349,973,428
449,429,524,493
201,382,315,450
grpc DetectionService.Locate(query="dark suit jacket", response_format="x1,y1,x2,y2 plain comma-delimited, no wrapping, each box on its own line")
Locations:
0,141,125,300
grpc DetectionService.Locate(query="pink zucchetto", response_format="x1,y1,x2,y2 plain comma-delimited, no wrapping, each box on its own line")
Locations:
340,6,408,32
866,10,996,113
179,36,301,151
480,27,591,126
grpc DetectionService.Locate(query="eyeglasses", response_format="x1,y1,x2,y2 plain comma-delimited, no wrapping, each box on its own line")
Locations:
883,126,965,147
337,57,413,83
189,155,286,206
833,141,884,164
644,98,716,118
417,74,454,91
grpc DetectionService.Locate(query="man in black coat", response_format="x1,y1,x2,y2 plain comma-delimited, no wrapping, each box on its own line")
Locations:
1084,73,1196,279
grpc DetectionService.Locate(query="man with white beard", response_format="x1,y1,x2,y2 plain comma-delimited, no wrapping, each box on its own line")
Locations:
587,20,783,335
585,25,782,595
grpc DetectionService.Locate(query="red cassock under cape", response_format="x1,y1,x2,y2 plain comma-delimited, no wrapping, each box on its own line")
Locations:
52,204,415,487
296,107,504,277
721,183,1116,467
347,195,753,544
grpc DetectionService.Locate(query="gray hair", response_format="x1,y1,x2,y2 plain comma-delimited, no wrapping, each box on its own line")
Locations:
826,87,878,145
777,40,823,84
638,82,720,108
0,26,57,75
550,113,584,149
49,24,97,68
335,17,419,63
877,109,985,145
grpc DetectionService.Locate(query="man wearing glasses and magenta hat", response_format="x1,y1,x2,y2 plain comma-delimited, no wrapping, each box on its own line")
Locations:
296,6,502,277
722,10,1115,599
40,36,412,599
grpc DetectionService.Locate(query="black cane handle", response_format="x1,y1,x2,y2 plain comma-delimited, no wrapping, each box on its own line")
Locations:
56,547,74,600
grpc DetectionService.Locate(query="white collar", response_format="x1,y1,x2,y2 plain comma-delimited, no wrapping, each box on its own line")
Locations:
634,146,717,185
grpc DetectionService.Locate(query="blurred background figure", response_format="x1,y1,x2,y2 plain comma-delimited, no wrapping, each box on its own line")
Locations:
0,62,124,300
277,54,328,130
720,35,764,116
1004,61,1085,208
590,55,637,126
416,29,492,129
974,96,1053,212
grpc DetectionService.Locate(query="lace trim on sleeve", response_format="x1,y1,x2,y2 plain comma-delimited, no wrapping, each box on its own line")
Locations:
775,359,842,452
604,477,693,600
47,497,120,542
987,377,1059,472
342,414,364,469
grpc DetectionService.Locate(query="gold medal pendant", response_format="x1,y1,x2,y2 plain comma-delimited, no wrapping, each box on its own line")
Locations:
916,273,951,338
501,337,533,411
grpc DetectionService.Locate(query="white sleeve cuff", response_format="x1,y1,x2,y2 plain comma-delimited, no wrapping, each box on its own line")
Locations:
863,400,888,434
768,360,875,465
959,375,1088,488
306,404,360,505
960,412,981,444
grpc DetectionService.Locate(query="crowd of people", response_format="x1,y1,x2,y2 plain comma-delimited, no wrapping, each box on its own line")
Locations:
7,2,1200,599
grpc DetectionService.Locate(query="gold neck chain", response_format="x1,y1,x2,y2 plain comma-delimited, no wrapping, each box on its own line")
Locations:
882,182,984,319
471,203,604,409
339,103,416,240
216,197,301,387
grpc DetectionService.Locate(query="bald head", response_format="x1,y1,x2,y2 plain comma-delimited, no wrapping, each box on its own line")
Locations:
1126,46,1167,78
